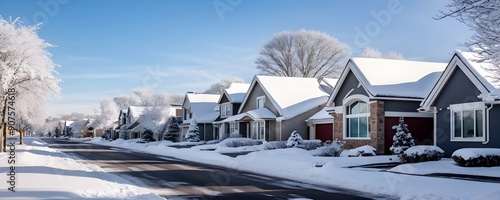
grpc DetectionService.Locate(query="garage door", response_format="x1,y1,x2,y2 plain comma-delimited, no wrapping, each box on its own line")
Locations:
316,124,333,142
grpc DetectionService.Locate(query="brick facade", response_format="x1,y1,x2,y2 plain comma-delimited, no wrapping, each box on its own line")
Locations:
332,100,386,154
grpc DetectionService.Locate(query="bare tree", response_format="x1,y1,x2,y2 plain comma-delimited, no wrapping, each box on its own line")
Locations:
359,47,405,60
256,30,350,79
436,0,500,80
203,77,244,94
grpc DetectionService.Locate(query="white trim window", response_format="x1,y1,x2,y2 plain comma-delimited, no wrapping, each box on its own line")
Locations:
450,102,486,142
257,96,265,109
220,103,232,118
345,101,370,139
229,122,238,134
250,121,266,140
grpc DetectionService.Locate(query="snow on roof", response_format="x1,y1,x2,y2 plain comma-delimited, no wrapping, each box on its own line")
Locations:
246,108,277,120
252,76,329,119
186,93,220,123
224,83,250,103
65,121,74,126
306,107,333,121
121,109,128,114
351,57,447,98
128,106,150,118
457,51,499,91
220,113,246,123
322,78,339,88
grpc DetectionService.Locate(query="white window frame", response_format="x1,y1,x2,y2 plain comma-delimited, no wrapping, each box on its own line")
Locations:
450,102,486,142
250,120,266,140
257,96,265,109
220,103,232,118
229,122,238,134
343,95,370,140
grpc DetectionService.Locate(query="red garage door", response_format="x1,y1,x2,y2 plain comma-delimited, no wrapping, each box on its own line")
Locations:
316,124,333,143
384,117,434,154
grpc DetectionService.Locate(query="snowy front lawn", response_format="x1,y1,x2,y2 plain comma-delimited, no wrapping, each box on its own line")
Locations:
0,138,163,200
89,138,500,200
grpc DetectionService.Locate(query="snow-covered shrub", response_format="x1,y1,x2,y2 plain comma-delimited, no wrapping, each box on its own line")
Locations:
264,141,287,150
286,130,303,148
140,130,156,142
205,139,220,145
400,145,444,163
297,140,322,150
219,138,263,148
162,116,180,142
340,145,376,157
313,140,345,157
185,118,200,142
390,117,415,154
452,148,500,167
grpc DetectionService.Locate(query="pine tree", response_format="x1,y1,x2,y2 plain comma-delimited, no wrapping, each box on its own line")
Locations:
185,118,200,142
286,130,303,148
141,130,155,142
390,117,415,154
162,116,180,141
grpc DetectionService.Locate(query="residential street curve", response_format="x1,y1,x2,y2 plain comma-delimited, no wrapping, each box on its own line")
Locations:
41,138,393,200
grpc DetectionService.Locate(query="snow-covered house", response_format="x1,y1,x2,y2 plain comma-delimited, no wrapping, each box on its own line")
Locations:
327,57,447,154
305,78,339,142
222,76,329,141
180,93,220,141
116,109,129,139
419,51,500,156
213,83,251,139
125,106,150,139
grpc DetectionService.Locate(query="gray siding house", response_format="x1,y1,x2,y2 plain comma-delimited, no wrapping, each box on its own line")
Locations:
213,83,250,139
180,93,220,141
419,51,500,156
222,75,329,141
327,57,447,154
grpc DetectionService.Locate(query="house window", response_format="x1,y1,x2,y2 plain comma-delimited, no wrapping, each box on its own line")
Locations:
257,96,265,109
220,103,232,118
250,121,266,140
345,101,369,139
229,122,238,134
184,108,191,120
451,102,485,142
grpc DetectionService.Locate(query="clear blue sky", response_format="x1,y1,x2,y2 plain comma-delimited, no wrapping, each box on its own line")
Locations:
0,0,473,117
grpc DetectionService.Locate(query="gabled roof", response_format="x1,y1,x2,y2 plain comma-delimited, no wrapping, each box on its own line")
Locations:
327,57,447,106
185,93,220,123
127,106,150,119
221,83,250,103
420,50,499,111
239,76,329,119
306,107,333,122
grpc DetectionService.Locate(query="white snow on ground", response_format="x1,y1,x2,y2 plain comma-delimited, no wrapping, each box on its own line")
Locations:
0,138,164,200
389,158,500,178
90,138,500,200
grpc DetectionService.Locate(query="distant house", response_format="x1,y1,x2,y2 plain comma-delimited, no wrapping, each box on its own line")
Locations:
222,76,329,141
306,78,339,142
116,109,129,139
125,106,151,139
180,93,220,141
327,57,447,154
213,83,251,139
61,120,74,137
419,51,500,156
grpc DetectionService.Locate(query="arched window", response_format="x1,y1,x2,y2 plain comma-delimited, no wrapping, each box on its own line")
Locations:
345,101,369,138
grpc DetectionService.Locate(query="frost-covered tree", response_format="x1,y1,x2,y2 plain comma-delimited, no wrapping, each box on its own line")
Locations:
360,47,383,58
185,118,200,142
162,116,180,142
286,130,303,148
92,99,119,130
0,18,60,151
203,78,245,94
360,47,405,60
113,96,140,110
256,30,350,79
390,117,415,155
436,0,500,81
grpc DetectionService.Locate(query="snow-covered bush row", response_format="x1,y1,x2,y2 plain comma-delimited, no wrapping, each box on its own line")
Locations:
340,145,376,157
285,130,321,150
264,141,287,150
400,145,444,163
312,141,344,157
297,140,322,150
219,138,263,148
452,148,500,167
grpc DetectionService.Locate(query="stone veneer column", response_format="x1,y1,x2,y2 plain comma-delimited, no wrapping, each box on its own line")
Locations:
370,100,385,154
333,113,343,141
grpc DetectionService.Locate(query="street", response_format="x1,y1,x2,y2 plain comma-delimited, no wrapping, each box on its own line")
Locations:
41,138,389,200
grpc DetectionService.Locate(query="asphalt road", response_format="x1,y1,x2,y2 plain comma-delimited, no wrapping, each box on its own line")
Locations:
41,138,392,200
